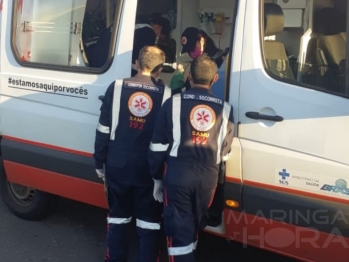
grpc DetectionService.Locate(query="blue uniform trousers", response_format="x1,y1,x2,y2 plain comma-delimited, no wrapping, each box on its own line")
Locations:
105,167,162,262
163,181,216,262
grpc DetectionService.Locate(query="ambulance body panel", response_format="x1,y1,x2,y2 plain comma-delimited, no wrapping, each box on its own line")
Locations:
0,0,349,261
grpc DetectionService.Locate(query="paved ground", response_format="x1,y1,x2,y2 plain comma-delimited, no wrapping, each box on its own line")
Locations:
0,197,297,262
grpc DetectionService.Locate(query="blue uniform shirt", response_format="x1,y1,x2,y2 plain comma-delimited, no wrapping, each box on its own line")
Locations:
94,75,171,184
148,87,234,185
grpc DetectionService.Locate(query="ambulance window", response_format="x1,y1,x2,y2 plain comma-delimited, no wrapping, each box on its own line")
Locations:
12,0,121,71
261,0,349,98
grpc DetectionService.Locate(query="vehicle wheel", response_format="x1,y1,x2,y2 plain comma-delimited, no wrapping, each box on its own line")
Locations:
0,160,55,221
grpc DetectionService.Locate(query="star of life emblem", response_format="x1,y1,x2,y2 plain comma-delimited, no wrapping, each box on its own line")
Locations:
128,92,153,117
190,105,216,131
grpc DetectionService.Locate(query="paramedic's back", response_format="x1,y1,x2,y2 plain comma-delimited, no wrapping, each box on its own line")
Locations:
93,46,171,262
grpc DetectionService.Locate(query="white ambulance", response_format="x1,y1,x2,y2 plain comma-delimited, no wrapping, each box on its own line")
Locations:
0,0,348,261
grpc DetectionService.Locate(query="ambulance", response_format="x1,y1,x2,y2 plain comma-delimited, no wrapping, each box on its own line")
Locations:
0,0,348,261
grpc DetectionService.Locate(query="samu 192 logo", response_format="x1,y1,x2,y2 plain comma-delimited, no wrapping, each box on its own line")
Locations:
128,92,153,117
190,104,216,132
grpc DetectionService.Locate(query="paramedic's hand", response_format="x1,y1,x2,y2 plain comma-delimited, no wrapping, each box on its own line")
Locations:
153,179,163,203
170,72,185,90
96,168,105,181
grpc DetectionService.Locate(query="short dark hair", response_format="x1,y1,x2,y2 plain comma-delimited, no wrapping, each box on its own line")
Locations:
190,55,218,85
138,46,165,72
149,13,169,28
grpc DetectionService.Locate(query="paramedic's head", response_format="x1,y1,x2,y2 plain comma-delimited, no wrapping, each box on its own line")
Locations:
149,13,169,37
159,20,172,40
189,55,218,88
181,27,218,59
136,46,165,77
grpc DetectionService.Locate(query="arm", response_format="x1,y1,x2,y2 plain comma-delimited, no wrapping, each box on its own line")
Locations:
93,83,114,170
148,99,171,180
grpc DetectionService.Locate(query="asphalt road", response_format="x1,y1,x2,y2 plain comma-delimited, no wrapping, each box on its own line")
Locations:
0,197,297,262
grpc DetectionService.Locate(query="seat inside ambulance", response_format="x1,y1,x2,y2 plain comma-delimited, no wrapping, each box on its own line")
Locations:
315,7,346,68
264,3,295,80
304,6,347,93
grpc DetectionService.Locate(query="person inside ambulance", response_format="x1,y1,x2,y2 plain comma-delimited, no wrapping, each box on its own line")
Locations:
170,27,229,94
148,55,235,262
94,46,172,262
156,21,176,73
132,13,171,76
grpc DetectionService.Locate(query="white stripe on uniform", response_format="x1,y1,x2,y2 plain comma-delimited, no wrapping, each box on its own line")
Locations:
136,219,160,230
97,123,110,134
168,242,195,256
110,79,123,140
149,142,169,152
107,216,132,224
134,23,153,30
170,94,181,157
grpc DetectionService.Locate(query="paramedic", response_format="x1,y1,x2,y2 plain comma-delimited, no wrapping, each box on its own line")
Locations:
94,46,171,262
170,27,229,94
156,21,176,73
148,55,235,262
132,14,170,76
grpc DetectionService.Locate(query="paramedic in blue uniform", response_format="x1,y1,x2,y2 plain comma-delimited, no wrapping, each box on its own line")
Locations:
171,27,229,95
132,14,170,76
148,55,235,262
94,46,172,262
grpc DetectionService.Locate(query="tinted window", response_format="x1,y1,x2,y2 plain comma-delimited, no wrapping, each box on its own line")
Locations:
12,0,120,70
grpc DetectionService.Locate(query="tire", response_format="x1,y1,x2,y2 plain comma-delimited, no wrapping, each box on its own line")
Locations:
0,159,55,221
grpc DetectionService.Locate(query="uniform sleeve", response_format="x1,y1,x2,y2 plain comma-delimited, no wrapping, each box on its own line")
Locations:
221,104,235,161
148,99,171,180
93,83,114,169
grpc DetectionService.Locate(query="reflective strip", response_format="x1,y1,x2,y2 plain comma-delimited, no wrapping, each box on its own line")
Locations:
110,79,123,140
170,94,181,157
97,123,110,134
136,219,160,230
193,240,198,250
216,102,231,164
162,86,171,105
149,142,169,152
107,216,132,224
134,23,153,30
168,242,194,256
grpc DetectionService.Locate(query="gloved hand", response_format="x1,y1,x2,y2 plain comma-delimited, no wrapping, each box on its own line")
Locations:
96,167,105,181
170,72,185,91
153,179,163,203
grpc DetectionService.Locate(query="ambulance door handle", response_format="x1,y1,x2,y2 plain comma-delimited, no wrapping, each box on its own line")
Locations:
98,95,104,101
245,112,283,122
